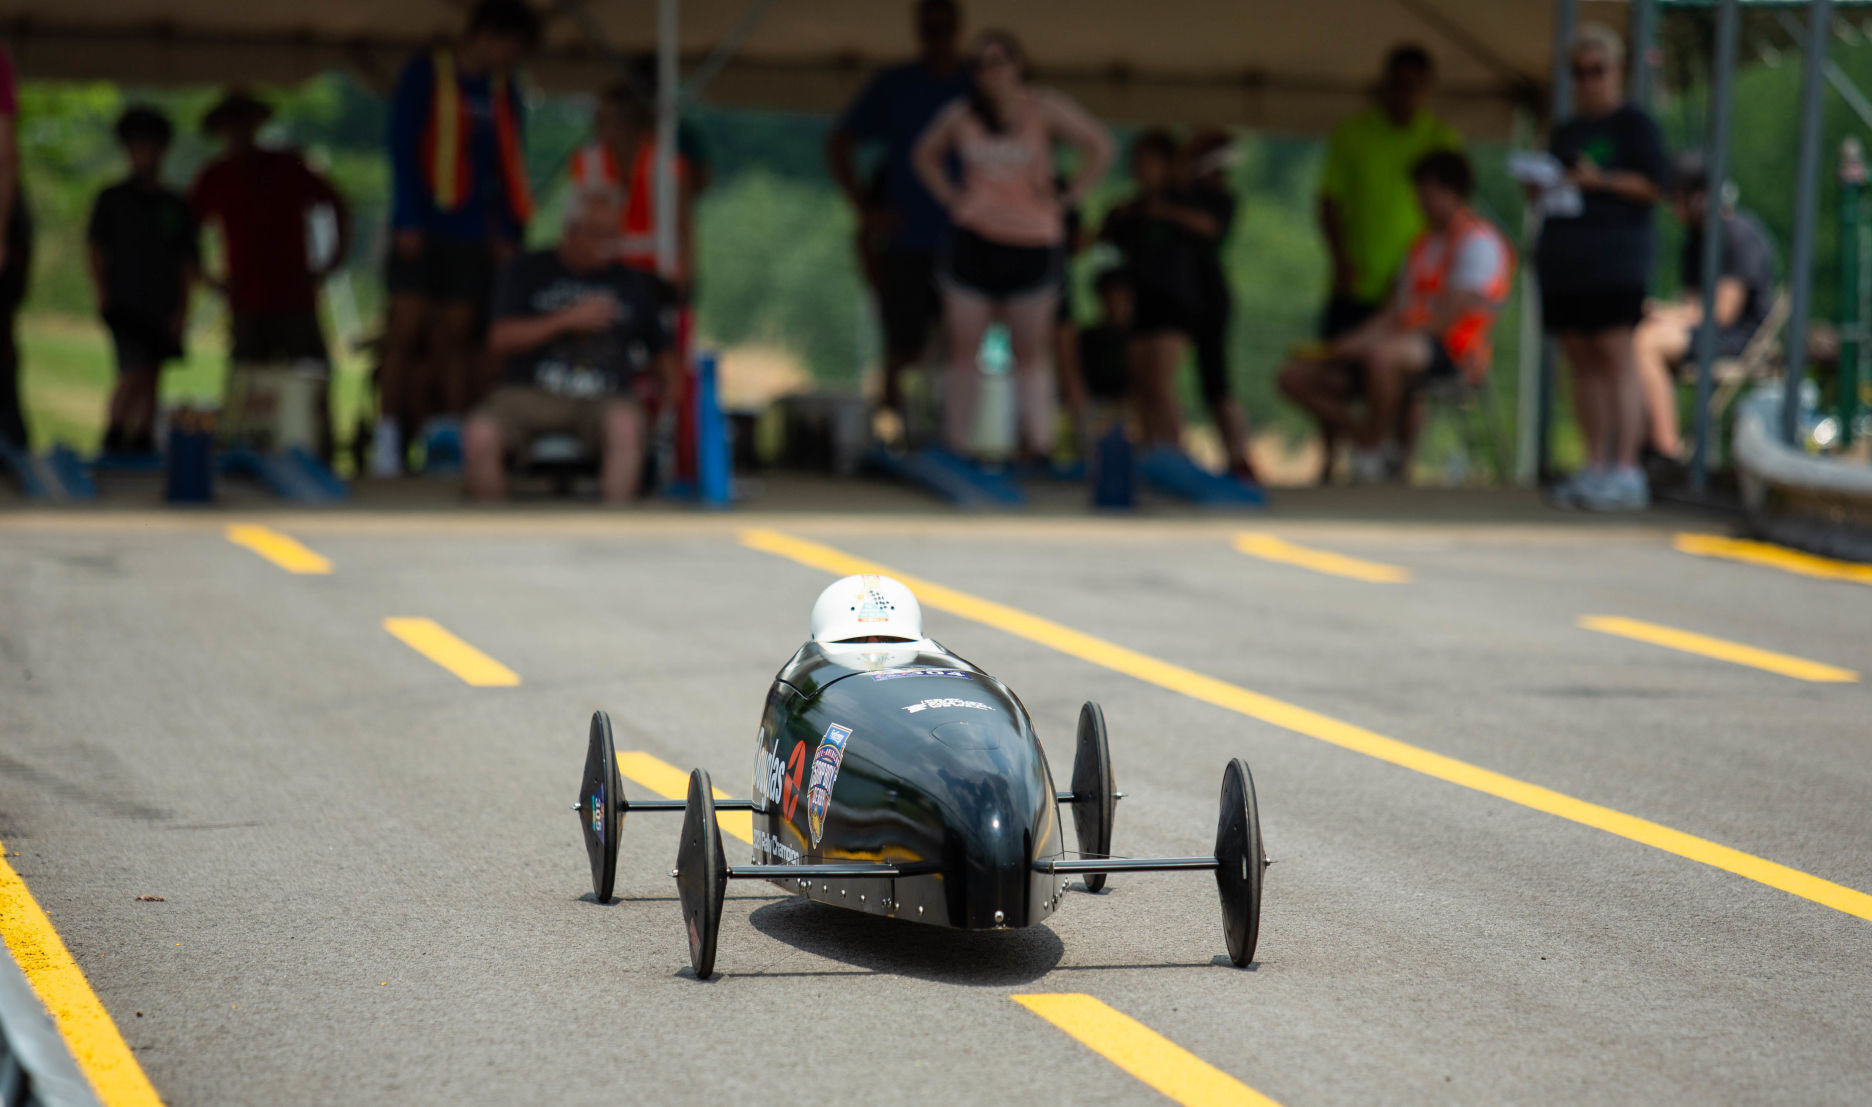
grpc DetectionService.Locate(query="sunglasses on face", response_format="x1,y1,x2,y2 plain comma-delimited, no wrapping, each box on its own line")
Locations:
1572,62,1609,79
975,52,1013,70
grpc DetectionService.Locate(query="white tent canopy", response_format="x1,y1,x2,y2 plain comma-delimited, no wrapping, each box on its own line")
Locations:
0,0,1625,136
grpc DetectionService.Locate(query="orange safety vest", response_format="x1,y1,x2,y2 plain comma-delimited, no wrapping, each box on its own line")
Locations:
423,49,533,226
1396,207,1515,383
567,140,687,276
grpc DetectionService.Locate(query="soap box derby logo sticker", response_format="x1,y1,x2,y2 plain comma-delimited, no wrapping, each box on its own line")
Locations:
807,723,853,845
866,668,974,682
902,698,994,714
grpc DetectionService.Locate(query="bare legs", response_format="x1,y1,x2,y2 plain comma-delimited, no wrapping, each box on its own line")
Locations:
105,366,159,449
940,290,993,454
463,400,644,504
1560,326,1641,471
1633,311,1693,456
940,288,1060,460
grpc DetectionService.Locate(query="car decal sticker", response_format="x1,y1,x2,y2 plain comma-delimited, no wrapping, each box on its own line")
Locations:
865,668,974,681
806,723,852,845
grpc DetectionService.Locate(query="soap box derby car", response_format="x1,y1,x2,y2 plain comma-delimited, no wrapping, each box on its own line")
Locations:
575,575,1268,978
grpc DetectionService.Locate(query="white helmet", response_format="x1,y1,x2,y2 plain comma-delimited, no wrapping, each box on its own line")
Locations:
810,575,923,645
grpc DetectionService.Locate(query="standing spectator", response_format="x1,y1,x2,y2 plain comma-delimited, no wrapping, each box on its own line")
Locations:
1318,46,1461,341
1632,152,1777,461
191,89,352,455
912,30,1113,462
1537,23,1668,511
1100,130,1209,451
1278,150,1514,482
566,76,706,292
0,44,28,450
87,107,197,455
1182,130,1256,481
375,0,540,476
826,0,968,425
462,190,680,504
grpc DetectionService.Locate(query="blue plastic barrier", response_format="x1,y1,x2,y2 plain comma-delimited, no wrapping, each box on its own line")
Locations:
694,352,731,507
918,446,1026,504
1090,425,1136,509
1137,446,1266,507
220,446,347,502
0,441,96,501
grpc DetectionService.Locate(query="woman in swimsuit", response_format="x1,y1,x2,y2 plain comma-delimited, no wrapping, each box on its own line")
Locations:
912,30,1113,462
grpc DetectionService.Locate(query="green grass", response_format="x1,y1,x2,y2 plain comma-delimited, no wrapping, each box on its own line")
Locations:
19,311,371,463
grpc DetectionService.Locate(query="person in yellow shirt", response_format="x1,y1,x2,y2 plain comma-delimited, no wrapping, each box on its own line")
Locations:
1317,45,1463,340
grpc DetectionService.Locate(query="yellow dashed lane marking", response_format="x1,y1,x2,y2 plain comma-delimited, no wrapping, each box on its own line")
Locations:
1675,532,1872,586
225,524,331,574
1579,615,1859,683
0,844,164,1106
1014,994,1280,1106
616,751,753,844
740,527,1872,923
382,618,520,687
1233,532,1410,582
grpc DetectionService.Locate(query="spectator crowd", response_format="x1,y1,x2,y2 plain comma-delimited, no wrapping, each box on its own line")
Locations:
0,0,1783,513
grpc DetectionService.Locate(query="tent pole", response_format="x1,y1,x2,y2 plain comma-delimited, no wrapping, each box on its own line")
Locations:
1628,0,1658,110
1513,107,1542,487
655,0,680,279
1781,0,1833,446
1535,0,1579,484
682,0,780,103
1690,0,1741,492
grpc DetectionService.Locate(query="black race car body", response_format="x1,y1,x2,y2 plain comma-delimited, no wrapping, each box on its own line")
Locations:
748,640,1064,930
575,636,1266,979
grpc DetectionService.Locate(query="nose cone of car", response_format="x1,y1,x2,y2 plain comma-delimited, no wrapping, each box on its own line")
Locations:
939,775,1050,929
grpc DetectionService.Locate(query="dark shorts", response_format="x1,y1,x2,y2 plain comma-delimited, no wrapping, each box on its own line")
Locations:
940,227,1063,302
1132,287,1197,338
1320,294,1382,340
878,250,941,361
1543,288,1646,335
103,308,182,373
385,235,499,306
475,386,638,454
231,312,329,366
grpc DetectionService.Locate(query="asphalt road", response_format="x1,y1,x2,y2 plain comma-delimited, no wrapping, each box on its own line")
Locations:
2,508,1868,1105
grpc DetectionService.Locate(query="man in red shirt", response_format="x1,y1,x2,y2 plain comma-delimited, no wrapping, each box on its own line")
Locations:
191,90,351,447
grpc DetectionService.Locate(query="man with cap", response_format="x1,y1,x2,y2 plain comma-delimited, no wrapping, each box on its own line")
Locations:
191,89,352,454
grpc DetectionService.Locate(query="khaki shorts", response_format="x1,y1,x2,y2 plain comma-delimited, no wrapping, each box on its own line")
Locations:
475,387,637,454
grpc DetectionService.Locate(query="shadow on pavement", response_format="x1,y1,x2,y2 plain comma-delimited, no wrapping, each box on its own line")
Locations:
742,897,1064,986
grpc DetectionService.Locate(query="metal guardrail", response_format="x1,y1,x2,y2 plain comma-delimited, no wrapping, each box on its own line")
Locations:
1735,386,1872,562
0,943,98,1107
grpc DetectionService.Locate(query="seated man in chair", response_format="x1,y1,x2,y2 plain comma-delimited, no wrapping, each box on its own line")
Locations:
464,188,680,502
1278,149,1513,483
1633,152,1778,460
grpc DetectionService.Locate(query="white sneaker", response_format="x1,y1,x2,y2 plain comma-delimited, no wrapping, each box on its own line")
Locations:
1548,467,1608,508
1578,466,1650,512
1350,447,1390,484
369,420,403,478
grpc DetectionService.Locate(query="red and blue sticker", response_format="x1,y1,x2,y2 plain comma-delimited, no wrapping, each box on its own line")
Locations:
806,723,852,845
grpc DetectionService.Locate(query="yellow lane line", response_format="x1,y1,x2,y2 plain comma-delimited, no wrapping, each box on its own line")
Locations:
381,618,521,687
1014,994,1280,1106
224,524,331,575
0,844,164,1106
1579,615,1859,684
1233,532,1410,583
740,527,1872,923
1675,532,1872,586
615,751,754,844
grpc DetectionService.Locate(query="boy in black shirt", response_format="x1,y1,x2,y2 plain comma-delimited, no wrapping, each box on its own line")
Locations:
463,190,681,503
87,106,197,454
